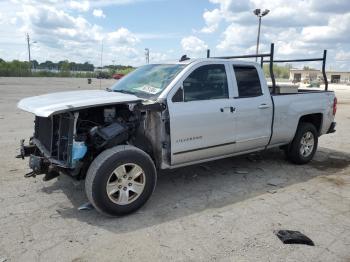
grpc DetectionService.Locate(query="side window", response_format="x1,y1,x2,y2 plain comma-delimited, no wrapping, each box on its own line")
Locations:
233,66,262,98
172,87,184,102
183,64,228,102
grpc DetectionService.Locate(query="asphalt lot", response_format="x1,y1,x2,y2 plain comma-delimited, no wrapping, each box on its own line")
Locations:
0,77,349,262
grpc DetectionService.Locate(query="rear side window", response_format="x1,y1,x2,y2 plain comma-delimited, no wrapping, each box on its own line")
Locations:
233,66,262,98
183,64,228,101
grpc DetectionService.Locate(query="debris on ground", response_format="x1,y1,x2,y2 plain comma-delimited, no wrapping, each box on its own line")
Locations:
321,176,347,186
267,190,277,194
235,169,249,174
78,202,94,211
274,230,315,246
246,153,263,162
329,154,348,161
267,178,286,187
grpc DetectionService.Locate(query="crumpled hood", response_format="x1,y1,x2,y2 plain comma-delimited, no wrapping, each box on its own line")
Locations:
17,90,142,117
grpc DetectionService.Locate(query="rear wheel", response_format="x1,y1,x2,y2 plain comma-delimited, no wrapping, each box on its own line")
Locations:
85,145,157,216
285,122,318,164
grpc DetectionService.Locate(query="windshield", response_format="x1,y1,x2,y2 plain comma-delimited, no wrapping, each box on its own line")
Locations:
111,64,186,99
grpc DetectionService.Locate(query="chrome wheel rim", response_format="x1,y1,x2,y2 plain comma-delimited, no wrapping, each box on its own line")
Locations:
106,163,146,205
300,131,315,157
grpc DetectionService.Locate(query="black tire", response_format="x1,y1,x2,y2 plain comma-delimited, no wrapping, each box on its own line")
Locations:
285,122,318,164
85,145,157,216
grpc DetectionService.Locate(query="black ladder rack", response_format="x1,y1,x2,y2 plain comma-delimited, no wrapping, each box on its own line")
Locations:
206,43,328,93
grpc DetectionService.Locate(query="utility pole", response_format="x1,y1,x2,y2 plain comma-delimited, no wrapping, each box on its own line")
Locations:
26,33,31,73
253,9,269,62
145,48,149,64
99,40,104,89
100,40,104,69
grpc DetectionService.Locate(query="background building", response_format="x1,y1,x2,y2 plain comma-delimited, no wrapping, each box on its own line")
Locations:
289,69,350,84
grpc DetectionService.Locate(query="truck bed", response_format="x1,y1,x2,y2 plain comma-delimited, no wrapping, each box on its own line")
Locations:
268,90,335,147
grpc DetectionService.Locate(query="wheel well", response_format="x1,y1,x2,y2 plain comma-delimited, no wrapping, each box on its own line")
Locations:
299,113,323,134
131,134,155,161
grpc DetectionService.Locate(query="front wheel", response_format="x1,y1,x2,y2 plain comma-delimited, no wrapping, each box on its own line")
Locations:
85,145,157,216
285,122,318,164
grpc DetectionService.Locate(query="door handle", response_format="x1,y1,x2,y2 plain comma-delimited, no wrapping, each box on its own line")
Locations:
258,104,270,109
220,107,236,113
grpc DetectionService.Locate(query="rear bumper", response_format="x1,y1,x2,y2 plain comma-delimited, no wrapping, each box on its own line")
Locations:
327,122,336,134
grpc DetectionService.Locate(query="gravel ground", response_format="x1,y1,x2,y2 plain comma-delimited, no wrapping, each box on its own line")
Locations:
0,77,349,262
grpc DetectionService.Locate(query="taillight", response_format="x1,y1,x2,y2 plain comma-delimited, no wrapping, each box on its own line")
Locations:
333,97,337,115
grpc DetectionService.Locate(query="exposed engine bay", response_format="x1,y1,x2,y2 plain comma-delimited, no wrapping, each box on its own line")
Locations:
20,102,168,180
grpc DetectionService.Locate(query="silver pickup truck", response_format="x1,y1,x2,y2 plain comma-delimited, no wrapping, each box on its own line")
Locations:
17,44,337,216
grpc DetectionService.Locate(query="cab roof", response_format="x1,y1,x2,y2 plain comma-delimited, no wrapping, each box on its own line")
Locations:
157,58,260,67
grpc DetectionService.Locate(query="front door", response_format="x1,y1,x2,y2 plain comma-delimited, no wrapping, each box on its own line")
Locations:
167,63,236,165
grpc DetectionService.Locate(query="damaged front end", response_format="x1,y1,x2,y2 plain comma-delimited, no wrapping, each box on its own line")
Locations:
18,104,136,180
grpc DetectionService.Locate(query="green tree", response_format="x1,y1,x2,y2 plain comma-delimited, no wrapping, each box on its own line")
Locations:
59,60,70,77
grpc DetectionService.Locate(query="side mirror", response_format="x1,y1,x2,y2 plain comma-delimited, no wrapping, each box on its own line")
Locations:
172,86,184,103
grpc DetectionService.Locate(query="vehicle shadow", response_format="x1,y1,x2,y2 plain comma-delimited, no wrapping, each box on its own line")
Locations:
42,147,350,233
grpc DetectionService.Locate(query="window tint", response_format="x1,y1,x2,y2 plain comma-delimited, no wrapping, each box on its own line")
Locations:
233,66,262,97
183,64,228,101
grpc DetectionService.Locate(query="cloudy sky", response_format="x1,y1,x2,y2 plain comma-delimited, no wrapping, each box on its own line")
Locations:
0,0,349,69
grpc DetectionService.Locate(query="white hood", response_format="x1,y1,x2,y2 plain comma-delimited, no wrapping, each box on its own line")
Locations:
17,90,142,117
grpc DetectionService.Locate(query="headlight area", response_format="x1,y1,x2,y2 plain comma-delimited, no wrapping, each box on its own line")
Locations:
18,104,137,180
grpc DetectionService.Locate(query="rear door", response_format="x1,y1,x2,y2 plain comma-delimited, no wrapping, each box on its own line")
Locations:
167,62,236,165
230,64,272,152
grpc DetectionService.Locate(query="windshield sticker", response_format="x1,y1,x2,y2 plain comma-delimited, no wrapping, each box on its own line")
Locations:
136,85,162,94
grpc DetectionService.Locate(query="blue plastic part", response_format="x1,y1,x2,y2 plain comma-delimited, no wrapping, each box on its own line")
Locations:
71,141,87,166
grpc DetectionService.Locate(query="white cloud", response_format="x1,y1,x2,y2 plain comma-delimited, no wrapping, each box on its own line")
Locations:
301,13,350,44
181,36,208,54
216,23,256,51
10,17,17,25
93,8,106,18
107,27,139,45
336,50,350,61
89,0,150,8
13,3,144,65
0,0,170,66
310,0,350,13
200,0,350,69
1,0,349,70
19,5,102,43
0,10,18,25
211,0,250,14
110,46,138,56
201,8,222,33
68,0,90,12
150,51,169,62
